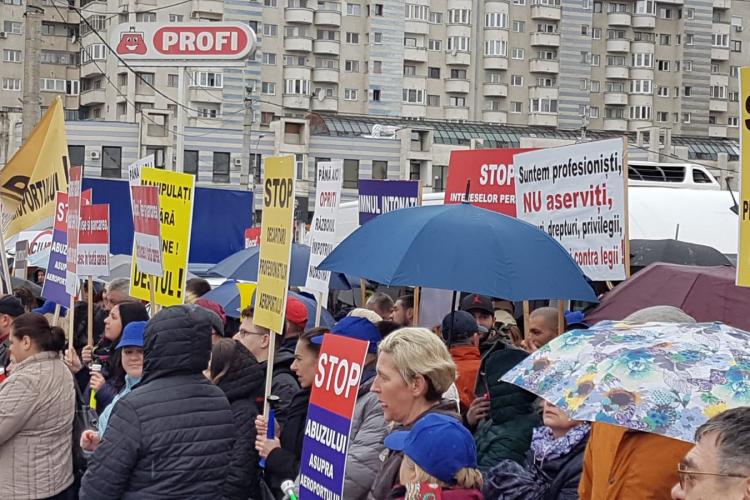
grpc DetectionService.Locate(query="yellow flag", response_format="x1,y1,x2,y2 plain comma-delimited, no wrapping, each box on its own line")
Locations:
737,67,750,286
1,97,70,238
236,282,257,313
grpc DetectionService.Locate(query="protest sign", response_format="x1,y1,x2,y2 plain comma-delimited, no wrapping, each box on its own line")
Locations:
129,168,195,306
306,160,343,298
127,154,154,189
65,166,83,295
78,204,110,277
299,333,369,500
514,138,627,281
20,230,53,267
43,190,92,307
358,180,421,225
244,227,261,248
0,97,70,239
131,186,163,277
444,148,533,216
13,240,28,279
738,67,750,286
236,282,257,312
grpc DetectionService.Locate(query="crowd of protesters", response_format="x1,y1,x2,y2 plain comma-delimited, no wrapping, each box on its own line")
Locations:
0,277,748,500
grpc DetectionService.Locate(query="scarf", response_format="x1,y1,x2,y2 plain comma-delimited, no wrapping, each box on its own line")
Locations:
531,422,591,463
97,374,141,436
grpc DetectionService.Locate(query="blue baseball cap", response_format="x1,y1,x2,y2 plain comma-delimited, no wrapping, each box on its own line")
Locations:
384,413,477,484
116,321,146,349
311,316,381,353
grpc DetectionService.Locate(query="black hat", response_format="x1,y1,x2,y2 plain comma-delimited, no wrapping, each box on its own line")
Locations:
441,310,487,343
0,295,25,317
460,294,494,315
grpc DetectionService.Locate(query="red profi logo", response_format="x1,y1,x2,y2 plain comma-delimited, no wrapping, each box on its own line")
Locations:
154,26,249,56
116,30,148,55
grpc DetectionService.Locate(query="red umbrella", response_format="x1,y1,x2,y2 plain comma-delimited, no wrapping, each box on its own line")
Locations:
586,263,750,330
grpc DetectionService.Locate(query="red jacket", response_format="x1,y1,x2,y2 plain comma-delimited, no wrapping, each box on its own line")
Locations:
450,345,482,412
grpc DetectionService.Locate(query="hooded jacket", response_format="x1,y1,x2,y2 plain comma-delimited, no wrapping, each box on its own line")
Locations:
215,341,265,500
80,305,235,500
344,367,386,499
368,399,460,500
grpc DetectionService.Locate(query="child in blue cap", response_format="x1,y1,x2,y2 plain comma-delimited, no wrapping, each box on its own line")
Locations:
384,413,484,499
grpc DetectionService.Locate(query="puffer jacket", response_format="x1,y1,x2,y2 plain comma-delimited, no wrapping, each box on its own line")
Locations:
265,388,311,497
269,347,300,409
0,351,75,500
80,305,235,500
368,399,460,500
215,341,265,500
474,344,541,470
344,367,386,499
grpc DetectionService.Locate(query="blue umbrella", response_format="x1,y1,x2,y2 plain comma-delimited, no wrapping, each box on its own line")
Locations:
202,279,336,327
318,203,596,302
207,244,356,290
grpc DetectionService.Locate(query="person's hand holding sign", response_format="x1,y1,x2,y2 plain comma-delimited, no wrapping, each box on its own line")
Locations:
254,415,280,459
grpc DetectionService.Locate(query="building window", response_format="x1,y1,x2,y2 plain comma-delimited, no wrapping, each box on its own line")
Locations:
512,48,524,60
428,67,440,79
682,113,691,124
685,33,694,45
371,4,384,15
512,20,525,32
511,75,523,86
428,39,441,51
485,12,507,28
262,53,277,65
135,12,156,22
631,53,653,68
373,61,382,73
427,94,440,107
402,89,424,103
581,25,589,36
101,146,122,178
448,9,471,25
657,60,670,71
372,89,381,101
212,152,230,183
263,24,278,37
729,116,739,127
405,4,429,20
592,28,601,40
191,72,222,88
40,78,66,92
447,36,470,52
3,49,21,63
449,96,466,107
710,86,727,99
659,34,671,45
166,74,178,87
589,106,599,119
3,21,22,34
284,79,310,95
450,68,467,79
346,32,359,43
261,112,276,126
403,65,416,76
67,145,85,167
261,82,276,95
485,40,506,56
344,88,358,100
629,105,651,120
591,54,600,67
373,160,387,180
346,2,361,15
373,32,383,43
343,159,359,188
511,101,522,113
591,80,600,92
730,91,739,102
630,79,652,94
657,86,669,97
684,86,692,97
529,98,558,113
345,60,360,72
429,11,442,23
732,41,742,52
184,150,199,176
67,80,80,96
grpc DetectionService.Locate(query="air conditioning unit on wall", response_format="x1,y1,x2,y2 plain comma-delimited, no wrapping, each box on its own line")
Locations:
89,150,100,160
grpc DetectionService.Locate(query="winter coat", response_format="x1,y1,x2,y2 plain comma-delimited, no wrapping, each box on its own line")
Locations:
97,374,141,437
265,388,311,496
0,351,75,499
483,430,589,500
215,341,265,500
0,337,9,375
389,484,484,499
368,399,460,500
450,344,481,412
80,305,235,500
474,344,541,470
269,347,300,409
344,368,386,499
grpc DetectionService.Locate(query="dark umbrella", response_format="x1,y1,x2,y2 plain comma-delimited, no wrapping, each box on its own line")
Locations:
11,276,42,297
630,239,731,271
586,263,750,330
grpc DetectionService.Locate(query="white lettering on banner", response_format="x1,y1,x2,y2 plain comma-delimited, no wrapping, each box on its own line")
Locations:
314,353,362,399
306,159,343,296
479,163,515,186
303,419,348,453
299,474,342,500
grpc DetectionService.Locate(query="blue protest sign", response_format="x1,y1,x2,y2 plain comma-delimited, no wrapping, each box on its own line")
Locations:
357,180,421,225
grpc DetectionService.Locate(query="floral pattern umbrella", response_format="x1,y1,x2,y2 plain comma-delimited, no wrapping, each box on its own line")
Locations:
502,321,750,443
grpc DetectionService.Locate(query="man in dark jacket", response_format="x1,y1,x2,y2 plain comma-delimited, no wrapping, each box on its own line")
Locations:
80,305,235,500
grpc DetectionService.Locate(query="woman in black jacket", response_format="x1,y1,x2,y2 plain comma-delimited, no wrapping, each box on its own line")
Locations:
483,401,591,500
209,338,264,500
255,328,326,497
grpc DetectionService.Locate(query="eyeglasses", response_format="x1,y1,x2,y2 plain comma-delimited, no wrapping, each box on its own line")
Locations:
677,463,747,489
238,328,267,338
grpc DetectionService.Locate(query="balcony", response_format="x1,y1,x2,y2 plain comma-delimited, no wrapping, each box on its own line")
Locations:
714,0,731,8
445,78,470,93
404,46,428,63
603,118,628,131
402,103,427,118
711,47,730,61
632,14,656,29
284,36,313,52
314,9,341,26
80,61,104,79
709,125,727,137
483,110,508,123
608,12,632,26
628,120,652,132
311,96,338,112
405,20,430,35
604,91,628,105
529,86,558,100
285,7,314,24
531,4,561,20
189,117,222,128
606,66,629,79
444,106,469,120
710,99,728,112
282,94,310,110
483,56,508,70
529,58,559,73
284,66,311,80
483,82,508,97
606,39,630,52
530,32,561,47
191,0,223,17
189,88,222,103
528,113,558,127
312,67,339,83
80,88,106,106
445,51,471,66
313,39,340,56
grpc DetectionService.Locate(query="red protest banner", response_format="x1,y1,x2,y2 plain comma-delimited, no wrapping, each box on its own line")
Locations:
131,185,163,277
444,148,534,216
78,204,110,277
244,227,261,248
65,166,83,294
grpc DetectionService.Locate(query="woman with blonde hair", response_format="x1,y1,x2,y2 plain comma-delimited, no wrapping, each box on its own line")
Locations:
385,413,484,499
368,327,459,499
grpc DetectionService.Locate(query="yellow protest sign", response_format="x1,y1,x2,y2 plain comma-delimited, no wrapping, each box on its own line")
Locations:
236,282,257,312
254,156,295,333
129,167,195,305
738,67,750,286
1,96,70,238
